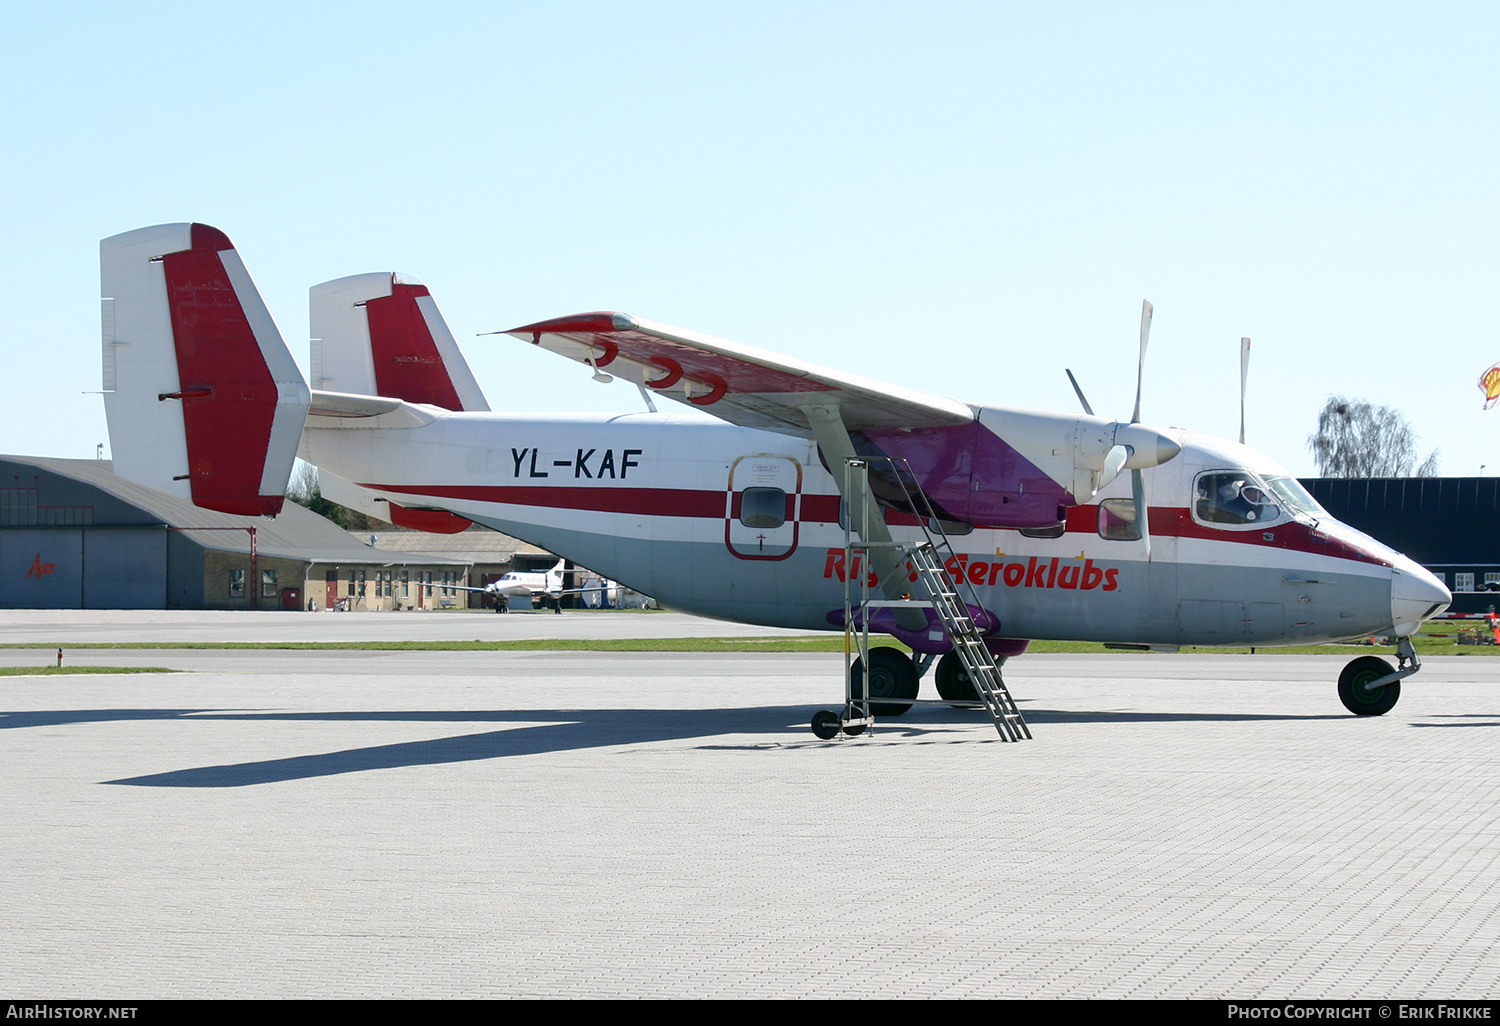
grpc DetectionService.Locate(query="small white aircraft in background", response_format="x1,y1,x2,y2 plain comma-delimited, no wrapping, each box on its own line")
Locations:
97,223,1452,738
453,558,577,612
483,557,569,601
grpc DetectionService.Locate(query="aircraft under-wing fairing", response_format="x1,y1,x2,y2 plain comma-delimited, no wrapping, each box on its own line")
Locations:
98,223,1453,738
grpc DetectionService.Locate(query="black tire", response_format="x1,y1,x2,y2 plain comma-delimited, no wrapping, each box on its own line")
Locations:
1338,655,1401,716
851,647,919,717
811,709,841,740
934,651,979,703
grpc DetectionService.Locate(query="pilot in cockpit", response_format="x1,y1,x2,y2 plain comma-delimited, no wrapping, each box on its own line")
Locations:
1197,473,1280,525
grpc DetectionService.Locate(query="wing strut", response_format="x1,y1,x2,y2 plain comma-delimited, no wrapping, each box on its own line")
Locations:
802,404,927,633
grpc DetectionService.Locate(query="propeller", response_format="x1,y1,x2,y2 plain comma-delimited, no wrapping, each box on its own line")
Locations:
1063,300,1175,559
1065,369,1095,417
1130,300,1154,560
1239,337,1251,444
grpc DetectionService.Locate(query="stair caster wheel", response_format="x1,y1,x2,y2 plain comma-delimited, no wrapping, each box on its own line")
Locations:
811,710,841,740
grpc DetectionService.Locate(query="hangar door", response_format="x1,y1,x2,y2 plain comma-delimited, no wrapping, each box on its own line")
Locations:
0,527,166,609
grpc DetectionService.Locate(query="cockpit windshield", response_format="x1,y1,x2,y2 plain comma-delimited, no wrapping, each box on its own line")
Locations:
1262,475,1325,520
1194,470,1326,527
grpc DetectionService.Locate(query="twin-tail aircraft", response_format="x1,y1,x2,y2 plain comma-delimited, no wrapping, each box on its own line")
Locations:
98,223,1451,738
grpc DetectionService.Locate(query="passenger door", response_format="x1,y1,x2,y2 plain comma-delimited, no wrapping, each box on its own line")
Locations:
725,455,801,560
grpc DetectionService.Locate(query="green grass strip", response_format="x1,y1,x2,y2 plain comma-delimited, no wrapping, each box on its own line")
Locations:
0,666,180,676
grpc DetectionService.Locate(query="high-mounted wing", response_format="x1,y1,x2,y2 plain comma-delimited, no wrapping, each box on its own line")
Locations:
503,312,1181,529
504,313,974,436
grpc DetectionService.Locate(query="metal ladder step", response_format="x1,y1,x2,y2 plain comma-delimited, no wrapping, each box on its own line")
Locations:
906,542,1032,742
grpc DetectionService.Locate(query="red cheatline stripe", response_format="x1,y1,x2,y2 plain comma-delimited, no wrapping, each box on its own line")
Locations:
357,484,1387,565
365,484,728,519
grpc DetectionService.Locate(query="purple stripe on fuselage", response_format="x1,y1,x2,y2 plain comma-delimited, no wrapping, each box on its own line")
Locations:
863,421,1073,529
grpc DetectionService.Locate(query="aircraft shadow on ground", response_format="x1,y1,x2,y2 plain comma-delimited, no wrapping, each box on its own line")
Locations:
0,703,1391,788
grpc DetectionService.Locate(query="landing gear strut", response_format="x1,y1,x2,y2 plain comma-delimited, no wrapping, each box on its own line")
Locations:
1337,636,1421,716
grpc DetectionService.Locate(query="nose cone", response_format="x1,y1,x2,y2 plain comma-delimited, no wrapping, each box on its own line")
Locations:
1391,554,1451,636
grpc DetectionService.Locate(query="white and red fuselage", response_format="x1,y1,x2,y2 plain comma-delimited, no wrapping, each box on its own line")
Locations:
303,407,1448,650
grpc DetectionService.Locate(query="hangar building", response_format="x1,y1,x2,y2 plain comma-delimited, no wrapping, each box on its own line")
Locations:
0,455,473,610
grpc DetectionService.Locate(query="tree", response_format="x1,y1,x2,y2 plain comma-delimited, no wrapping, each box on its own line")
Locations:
1307,396,1439,478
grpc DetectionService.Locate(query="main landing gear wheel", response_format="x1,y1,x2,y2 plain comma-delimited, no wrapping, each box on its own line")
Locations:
934,651,978,703
852,647,920,717
1338,655,1401,716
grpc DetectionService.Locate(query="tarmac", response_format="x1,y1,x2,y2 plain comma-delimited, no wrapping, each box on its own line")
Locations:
1,608,1498,999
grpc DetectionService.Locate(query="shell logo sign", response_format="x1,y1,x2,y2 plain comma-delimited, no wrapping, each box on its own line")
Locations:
1480,362,1500,410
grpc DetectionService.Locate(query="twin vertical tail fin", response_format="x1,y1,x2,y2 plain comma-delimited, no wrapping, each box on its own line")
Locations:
310,273,489,411
101,223,310,516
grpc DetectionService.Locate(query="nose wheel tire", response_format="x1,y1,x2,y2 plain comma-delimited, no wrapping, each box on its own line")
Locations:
1338,655,1401,716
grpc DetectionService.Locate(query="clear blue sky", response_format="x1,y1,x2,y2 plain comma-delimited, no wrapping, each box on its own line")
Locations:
4,1,1496,477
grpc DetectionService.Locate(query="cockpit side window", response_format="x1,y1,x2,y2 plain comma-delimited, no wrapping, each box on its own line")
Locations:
1194,471,1282,527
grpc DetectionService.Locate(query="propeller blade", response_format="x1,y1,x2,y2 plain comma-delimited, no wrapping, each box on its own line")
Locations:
1065,369,1095,416
1239,337,1251,444
1098,443,1129,491
1132,466,1151,561
1132,299,1153,424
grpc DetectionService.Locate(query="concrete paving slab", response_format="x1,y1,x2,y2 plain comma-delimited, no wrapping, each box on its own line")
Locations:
1,632,1498,998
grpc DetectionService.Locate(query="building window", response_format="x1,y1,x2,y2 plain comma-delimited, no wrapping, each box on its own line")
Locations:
229,569,245,597
357,569,366,597
1455,572,1475,593
1484,573,1500,593
261,569,277,598
401,570,409,597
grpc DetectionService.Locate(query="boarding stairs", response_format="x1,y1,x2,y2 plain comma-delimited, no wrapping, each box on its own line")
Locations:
841,456,1032,742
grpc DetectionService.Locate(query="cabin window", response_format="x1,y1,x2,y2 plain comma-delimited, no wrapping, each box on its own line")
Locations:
1194,471,1282,527
740,487,787,529
1098,499,1141,541
924,517,974,537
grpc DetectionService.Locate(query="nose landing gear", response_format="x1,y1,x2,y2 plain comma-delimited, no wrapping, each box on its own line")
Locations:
1337,635,1421,716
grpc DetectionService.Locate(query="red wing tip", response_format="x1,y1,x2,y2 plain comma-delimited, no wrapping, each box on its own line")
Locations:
190,223,235,253
505,312,635,337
